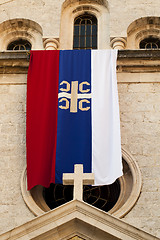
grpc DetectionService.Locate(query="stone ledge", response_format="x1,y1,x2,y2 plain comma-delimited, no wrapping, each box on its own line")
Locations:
0,50,160,74
0,51,29,74
118,50,160,59
0,51,29,60
118,50,160,73
0,49,160,60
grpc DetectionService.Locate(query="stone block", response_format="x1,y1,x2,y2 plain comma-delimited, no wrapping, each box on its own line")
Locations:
119,93,155,113
117,83,128,93
0,156,10,169
137,192,160,205
127,143,143,155
8,134,24,145
124,216,160,238
121,133,128,145
128,83,155,93
144,112,160,123
9,85,26,95
142,142,160,156
133,122,160,135
0,134,8,145
9,155,26,170
0,102,5,113
155,155,160,166
1,123,16,134
4,102,24,113
120,111,145,123
0,85,9,94
142,179,159,192
16,123,26,134
136,155,155,167
0,145,16,157
153,83,160,92
0,74,27,84
0,204,34,235
0,113,25,125
140,166,160,180
121,122,134,133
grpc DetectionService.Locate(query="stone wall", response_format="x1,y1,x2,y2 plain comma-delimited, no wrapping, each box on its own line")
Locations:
118,81,160,238
0,0,63,37
0,0,159,237
0,75,35,234
0,0,159,38
0,52,160,238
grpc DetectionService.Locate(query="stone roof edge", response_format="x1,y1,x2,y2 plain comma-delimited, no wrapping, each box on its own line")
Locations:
0,200,159,240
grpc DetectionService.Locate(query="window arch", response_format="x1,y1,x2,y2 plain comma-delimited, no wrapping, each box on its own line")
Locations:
60,0,109,49
73,14,97,50
127,17,160,49
0,19,43,50
7,39,31,51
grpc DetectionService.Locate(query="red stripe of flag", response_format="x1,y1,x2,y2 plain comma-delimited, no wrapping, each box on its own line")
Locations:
27,50,59,190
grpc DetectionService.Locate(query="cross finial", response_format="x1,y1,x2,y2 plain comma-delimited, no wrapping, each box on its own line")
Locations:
63,164,94,201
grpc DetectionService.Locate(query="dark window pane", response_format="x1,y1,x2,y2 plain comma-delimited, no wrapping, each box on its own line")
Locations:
73,14,97,50
7,39,31,50
73,37,79,48
140,37,160,49
92,17,97,24
81,19,85,24
86,35,91,48
92,25,97,35
87,19,92,24
14,45,19,50
20,45,25,50
152,43,158,48
74,25,79,36
92,35,97,48
80,36,85,48
43,179,120,213
146,43,152,49
86,25,91,36
25,44,31,50
75,18,81,24
80,25,85,36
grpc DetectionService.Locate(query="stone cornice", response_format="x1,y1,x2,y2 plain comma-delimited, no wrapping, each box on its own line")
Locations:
0,50,160,75
118,49,160,59
117,50,160,73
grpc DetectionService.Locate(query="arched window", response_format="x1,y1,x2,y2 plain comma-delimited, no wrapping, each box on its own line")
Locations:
60,0,109,49
7,39,31,50
73,14,97,50
139,37,160,49
127,17,160,49
22,148,142,218
43,179,120,212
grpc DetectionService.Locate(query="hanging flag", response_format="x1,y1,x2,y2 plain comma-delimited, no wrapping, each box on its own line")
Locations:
27,50,123,190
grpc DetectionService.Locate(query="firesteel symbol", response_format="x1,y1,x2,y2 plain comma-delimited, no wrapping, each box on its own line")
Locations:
58,81,91,113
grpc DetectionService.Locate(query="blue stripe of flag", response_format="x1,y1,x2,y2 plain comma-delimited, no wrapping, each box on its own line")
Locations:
55,50,92,183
